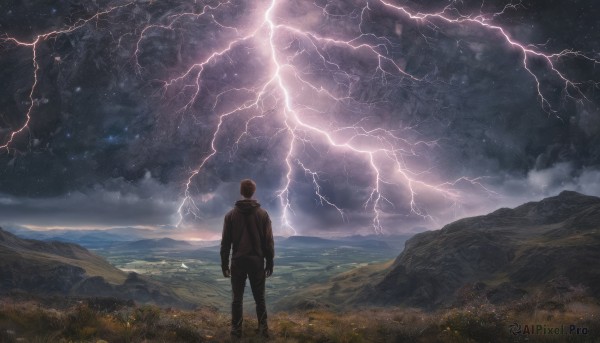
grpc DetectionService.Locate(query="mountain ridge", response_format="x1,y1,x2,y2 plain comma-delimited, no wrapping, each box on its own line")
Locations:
0,227,190,308
368,191,600,309
276,191,600,311
112,237,193,251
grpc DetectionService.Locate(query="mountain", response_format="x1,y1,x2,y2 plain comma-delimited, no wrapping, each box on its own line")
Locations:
365,191,600,309
112,238,193,251
278,235,402,251
3,227,153,248
279,236,340,248
336,234,411,251
0,227,189,308
279,191,600,310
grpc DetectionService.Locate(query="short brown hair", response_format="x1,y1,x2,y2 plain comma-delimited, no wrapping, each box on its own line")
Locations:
240,179,256,198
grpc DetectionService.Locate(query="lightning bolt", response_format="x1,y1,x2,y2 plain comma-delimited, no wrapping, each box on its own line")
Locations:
376,0,600,114
0,2,135,152
1,0,598,235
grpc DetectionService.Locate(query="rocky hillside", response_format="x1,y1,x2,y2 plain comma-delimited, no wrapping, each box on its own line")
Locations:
364,191,600,309
0,228,190,308
278,191,600,311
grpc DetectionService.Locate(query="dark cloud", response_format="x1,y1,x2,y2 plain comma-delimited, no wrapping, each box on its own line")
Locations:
0,172,179,227
1,0,599,236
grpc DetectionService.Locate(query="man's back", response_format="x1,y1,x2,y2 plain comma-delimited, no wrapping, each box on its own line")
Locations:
220,182,274,339
221,199,274,263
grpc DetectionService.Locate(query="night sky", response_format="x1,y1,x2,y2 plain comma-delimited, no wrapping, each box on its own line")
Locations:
1,0,599,239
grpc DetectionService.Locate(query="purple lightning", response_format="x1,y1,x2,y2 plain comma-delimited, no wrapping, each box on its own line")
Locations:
0,2,135,152
1,0,598,235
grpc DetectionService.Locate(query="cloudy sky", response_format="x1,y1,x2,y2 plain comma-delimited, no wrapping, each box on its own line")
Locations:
1,0,599,239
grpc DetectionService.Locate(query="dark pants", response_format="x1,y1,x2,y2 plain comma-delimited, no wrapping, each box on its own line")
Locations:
230,256,268,335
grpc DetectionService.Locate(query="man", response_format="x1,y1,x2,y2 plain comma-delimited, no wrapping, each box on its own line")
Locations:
221,179,275,339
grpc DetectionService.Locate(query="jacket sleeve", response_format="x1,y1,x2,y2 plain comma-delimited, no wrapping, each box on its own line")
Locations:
220,214,232,268
264,214,275,263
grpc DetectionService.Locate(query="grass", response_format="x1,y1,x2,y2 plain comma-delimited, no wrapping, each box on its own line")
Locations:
0,294,598,343
274,260,393,311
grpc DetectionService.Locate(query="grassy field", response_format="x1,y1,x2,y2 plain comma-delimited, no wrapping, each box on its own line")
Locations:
0,294,598,342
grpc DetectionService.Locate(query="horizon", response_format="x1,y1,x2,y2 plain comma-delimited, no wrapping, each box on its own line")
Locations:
3,188,594,241
1,223,416,242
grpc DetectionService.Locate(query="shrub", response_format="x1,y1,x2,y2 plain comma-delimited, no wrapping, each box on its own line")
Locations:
441,308,508,342
64,303,102,340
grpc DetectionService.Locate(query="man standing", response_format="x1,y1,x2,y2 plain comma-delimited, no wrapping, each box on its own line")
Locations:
221,179,275,339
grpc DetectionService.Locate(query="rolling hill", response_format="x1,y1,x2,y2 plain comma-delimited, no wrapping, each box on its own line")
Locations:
279,191,600,310
0,227,189,308
277,235,402,251
111,238,193,251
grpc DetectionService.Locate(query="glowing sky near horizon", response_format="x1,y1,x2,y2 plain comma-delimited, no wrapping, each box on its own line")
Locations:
0,0,599,237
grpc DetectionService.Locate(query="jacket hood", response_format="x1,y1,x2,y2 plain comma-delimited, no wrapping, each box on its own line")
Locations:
234,199,261,214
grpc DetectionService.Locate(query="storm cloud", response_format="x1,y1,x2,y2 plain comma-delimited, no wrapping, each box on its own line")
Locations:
0,172,179,227
1,0,599,236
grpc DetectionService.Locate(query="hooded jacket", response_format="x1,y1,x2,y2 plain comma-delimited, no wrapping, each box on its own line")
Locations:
220,199,275,268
